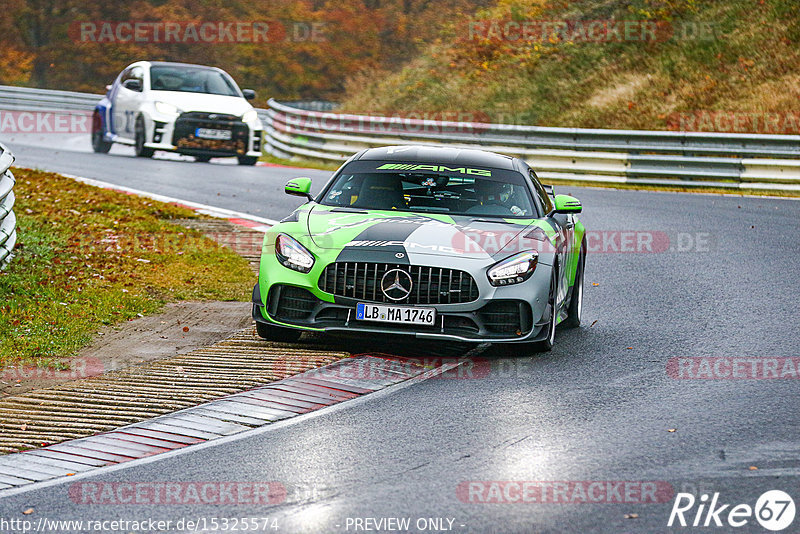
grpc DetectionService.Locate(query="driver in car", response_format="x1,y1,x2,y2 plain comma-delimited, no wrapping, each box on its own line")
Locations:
467,179,527,216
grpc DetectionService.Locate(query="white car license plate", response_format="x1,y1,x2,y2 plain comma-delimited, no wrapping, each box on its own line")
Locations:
195,128,232,140
356,303,436,326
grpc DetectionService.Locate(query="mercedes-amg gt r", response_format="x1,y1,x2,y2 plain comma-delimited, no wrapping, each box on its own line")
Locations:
252,146,586,353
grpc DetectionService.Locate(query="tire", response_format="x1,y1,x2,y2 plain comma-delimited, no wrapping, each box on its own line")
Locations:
91,112,112,153
195,155,212,163
526,268,558,353
238,156,258,166
134,116,155,158
563,245,585,328
256,321,303,343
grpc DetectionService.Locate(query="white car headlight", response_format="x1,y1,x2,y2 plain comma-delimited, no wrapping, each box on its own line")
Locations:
275,234,315,273
487,251,538,286
241,109,258,123
154,101,181,115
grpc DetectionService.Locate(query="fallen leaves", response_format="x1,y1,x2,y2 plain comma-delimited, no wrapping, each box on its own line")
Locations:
667,428,677,433
23,508,34,515
624,513,638,519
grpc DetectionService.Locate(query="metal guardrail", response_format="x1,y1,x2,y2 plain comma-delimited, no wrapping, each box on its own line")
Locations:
0,142,17,269
1,85,798,192
263,99,800,192
0,85,102,114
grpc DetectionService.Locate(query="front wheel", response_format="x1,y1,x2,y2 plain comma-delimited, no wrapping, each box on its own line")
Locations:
91,113,112,153
256,321,303,343
195,155,212,163
134,116,155,158
238,156,258,166
525,268,558,353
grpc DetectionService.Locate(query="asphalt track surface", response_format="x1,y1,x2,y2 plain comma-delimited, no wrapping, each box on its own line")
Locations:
2,139,800,533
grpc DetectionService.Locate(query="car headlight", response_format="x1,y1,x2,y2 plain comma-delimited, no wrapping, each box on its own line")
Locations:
275,234,315,273
154,101,180,115
241,109,258,123
487,251,538,286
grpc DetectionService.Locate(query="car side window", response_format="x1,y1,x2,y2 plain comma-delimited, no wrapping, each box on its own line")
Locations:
529,169,553,215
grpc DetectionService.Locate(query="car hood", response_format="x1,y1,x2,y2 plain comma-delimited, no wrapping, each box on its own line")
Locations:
304,205,548,263
149,91,253,116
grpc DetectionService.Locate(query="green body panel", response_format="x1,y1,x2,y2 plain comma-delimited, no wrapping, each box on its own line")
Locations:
257,207,337,327
566,218,586,287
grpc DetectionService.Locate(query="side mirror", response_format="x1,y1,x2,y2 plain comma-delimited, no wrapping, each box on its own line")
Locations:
123,79,142,92
242,89,256,101
552,194,582,214
285,177,313,201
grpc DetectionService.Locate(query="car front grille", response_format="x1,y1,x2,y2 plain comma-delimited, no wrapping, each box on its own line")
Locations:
318,263,479,305
172,112,249,154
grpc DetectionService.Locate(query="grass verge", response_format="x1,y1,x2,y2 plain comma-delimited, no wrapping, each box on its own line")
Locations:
0,168,254,367
340,0,800,131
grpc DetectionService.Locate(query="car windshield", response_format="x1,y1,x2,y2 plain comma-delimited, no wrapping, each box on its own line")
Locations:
320,162,537,218
149,65,240,97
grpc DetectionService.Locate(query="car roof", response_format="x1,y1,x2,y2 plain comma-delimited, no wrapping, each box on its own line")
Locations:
355,145,518,171
127,60,225,72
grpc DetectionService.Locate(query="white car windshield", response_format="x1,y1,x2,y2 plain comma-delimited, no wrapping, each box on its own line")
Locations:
149,65,240,97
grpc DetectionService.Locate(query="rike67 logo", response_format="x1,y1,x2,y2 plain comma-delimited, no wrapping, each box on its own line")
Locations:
668,490,795,531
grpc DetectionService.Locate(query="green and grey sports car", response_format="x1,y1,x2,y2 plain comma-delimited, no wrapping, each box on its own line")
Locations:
252,146,586,353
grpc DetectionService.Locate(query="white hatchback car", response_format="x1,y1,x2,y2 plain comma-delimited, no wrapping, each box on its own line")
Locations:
92,61,263,165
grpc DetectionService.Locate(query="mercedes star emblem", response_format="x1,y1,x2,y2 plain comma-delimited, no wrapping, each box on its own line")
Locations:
381,269,413,301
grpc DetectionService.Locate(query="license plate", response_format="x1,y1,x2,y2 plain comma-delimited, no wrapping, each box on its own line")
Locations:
195,128,232,140
356,303,436,326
